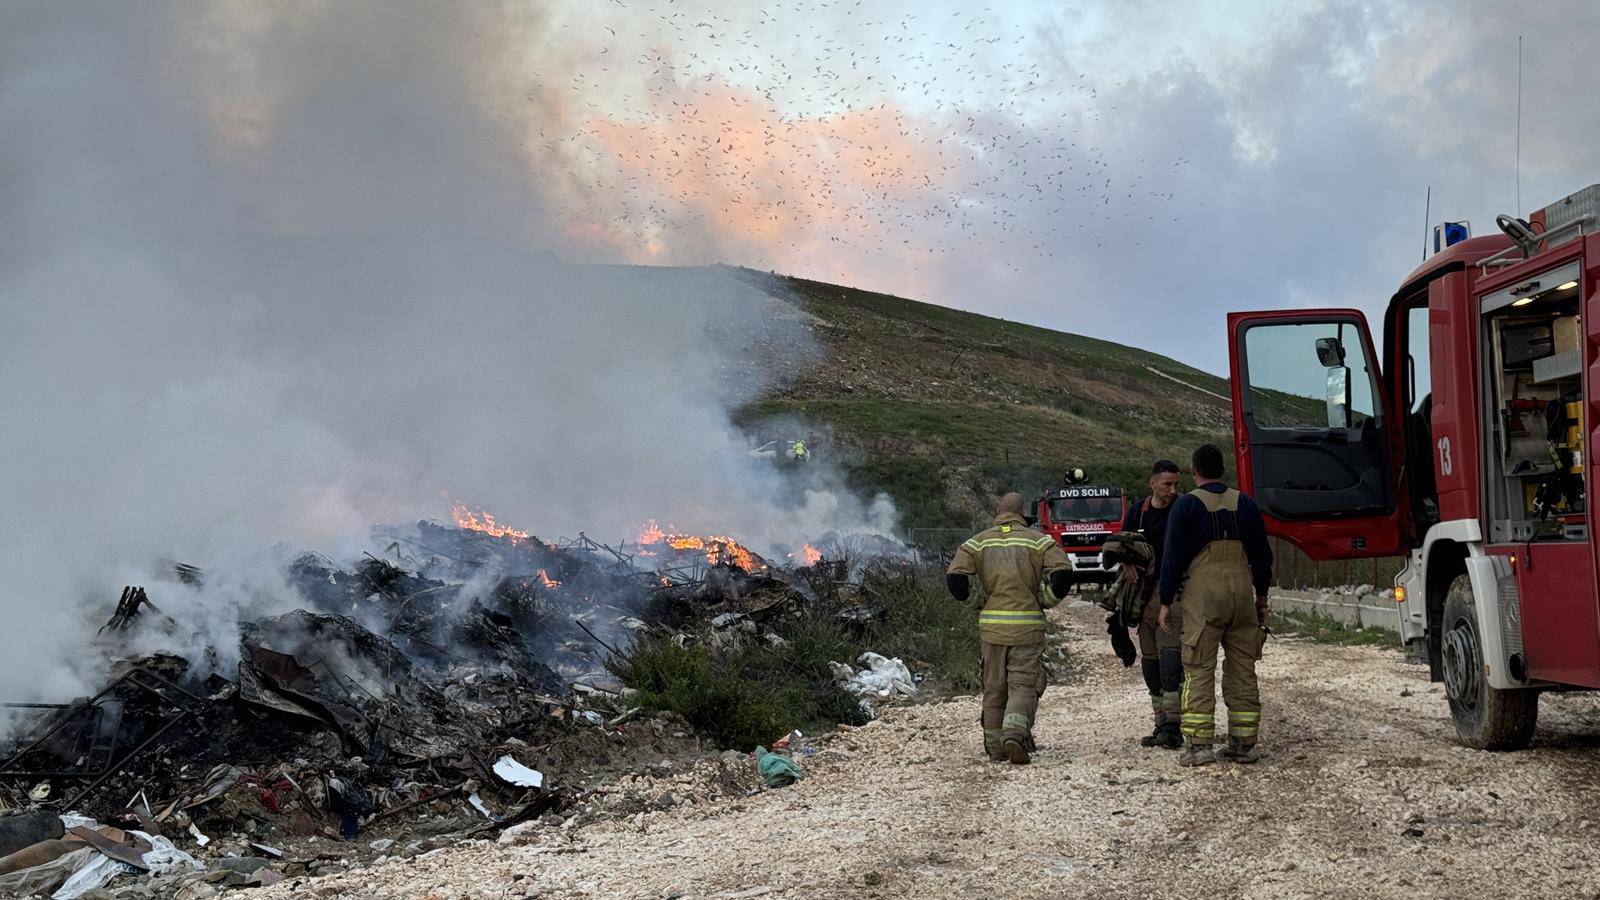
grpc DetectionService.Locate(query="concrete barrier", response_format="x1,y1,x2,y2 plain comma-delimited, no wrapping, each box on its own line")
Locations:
1268,588,1400,633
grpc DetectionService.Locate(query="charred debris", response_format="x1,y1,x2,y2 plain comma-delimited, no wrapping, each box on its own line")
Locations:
0,517,910,892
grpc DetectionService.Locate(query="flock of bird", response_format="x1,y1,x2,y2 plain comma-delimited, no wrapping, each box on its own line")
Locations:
513,1,1196,279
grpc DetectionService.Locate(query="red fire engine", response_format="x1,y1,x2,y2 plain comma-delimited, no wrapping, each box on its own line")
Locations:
1033,481,1127,586
1227,184,1600,749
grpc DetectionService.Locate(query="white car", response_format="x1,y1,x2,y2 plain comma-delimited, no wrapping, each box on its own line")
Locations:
745,440,810,461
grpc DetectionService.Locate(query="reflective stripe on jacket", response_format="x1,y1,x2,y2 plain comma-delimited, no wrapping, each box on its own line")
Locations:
947,512,1071,646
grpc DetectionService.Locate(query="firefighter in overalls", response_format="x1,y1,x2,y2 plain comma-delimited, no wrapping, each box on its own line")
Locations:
946,493,1074,764
1157,444,1274,767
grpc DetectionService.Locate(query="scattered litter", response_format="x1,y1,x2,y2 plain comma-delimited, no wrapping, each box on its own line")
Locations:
0,846,96,897
753,747,803,788
467,792,495,820
248,842,284,858
834,652,918,699
135,831,203,876
835,605,881,625
52,848,129,899
492,756,545,789
366,839,393,853
186,822,210,847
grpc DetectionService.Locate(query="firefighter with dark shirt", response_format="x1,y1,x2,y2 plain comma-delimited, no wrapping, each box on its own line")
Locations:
1120,459,1183,749
1158,444,1274,766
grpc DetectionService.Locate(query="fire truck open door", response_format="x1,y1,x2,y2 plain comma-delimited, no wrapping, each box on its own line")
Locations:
1227,310,1407,559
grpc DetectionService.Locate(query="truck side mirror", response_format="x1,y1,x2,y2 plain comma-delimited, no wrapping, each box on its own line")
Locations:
1315,337,1346,368
1326,365,1353,428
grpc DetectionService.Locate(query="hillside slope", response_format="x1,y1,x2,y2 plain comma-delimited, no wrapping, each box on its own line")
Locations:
727,267,1234,528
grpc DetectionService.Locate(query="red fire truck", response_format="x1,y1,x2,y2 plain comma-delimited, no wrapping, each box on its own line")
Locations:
1033,483,1128,586
1227,184,1600,749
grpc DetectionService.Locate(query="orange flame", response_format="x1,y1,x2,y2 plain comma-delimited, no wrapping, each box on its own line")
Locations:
536,569,561,588
801,544,822,566
637,519,665,545
633,520,764,573
450,502,530,541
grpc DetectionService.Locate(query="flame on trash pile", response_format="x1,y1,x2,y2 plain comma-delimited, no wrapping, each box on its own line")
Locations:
449,502,530,541
536,569,561,588
635,519,764,573
801,544,822,566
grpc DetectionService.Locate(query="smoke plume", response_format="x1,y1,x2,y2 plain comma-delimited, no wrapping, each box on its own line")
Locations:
0,2,894,714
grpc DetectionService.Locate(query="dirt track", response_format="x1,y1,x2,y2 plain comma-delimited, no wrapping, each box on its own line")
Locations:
259,601,1600,900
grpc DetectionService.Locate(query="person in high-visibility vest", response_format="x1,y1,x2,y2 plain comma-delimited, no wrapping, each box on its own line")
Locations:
946,493,1073,764
791,440,808,461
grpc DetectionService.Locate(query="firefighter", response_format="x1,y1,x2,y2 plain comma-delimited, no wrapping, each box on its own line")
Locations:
791,439,809,461
1157,444,1273,766
1120,458,1184,749
946,493,1074,764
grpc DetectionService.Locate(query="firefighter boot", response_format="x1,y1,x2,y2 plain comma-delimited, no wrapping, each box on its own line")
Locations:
1215,734,1261,764
1002,718,1031,765
1177,740,1215,768
1152,721,1183,750
983,729,1006,762
1138,710,1167,748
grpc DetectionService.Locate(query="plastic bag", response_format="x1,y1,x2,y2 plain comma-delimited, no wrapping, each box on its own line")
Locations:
753,747,803,788
840,652,916,698
133,831,202,877
51,851,129,899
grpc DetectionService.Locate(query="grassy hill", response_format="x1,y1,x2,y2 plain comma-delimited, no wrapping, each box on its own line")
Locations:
725,267,1235,530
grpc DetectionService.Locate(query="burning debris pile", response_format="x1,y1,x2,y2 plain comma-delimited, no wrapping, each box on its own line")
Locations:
0,509,871,897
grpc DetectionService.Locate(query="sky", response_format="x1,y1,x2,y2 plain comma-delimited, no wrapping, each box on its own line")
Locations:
8,0,1589,375
458,0,1598,373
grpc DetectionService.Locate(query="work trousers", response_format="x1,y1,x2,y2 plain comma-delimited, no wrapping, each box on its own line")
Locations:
1178,542,1264,745
1137,596,1183,726
980,641,1045,751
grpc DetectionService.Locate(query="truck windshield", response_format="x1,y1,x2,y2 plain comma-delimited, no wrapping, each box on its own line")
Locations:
1048,496,1122,522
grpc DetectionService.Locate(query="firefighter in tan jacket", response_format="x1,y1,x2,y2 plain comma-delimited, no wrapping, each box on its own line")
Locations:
946,493,1074,764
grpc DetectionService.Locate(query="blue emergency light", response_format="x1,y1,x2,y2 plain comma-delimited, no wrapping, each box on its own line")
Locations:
1432,221,1470,254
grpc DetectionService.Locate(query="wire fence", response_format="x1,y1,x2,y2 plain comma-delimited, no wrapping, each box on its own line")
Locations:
1269,537,1405,591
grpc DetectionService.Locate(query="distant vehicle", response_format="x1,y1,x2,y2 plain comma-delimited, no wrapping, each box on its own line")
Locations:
1033,482,1127,586
1226,183,1600,749
745,440,811,462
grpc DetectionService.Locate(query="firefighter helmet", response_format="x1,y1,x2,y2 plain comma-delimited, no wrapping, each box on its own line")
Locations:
1065,467,1087,484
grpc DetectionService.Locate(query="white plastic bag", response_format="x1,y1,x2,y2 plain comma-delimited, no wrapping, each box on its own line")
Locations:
133,831,203,876
51,852,129,899
836,652,917,698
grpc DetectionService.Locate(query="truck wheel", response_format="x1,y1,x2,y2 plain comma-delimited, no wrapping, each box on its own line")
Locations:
1440,574,1537,750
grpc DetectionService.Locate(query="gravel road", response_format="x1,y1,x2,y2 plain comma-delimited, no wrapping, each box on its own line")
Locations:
258,601,1600,900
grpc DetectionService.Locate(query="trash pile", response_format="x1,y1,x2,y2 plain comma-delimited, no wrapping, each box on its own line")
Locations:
0,513,861,897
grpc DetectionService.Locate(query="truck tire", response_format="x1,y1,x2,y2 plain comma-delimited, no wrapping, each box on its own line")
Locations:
1440,573,1537,750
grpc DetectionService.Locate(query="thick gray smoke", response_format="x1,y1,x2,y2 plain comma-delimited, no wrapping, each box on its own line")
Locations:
0,3,895,714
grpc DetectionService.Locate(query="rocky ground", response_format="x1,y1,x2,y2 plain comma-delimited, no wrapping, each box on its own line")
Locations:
254,601,1600,900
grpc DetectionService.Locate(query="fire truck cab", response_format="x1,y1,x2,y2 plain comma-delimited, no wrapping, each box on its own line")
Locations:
1227,184,1600,750
1033,484,1128,586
